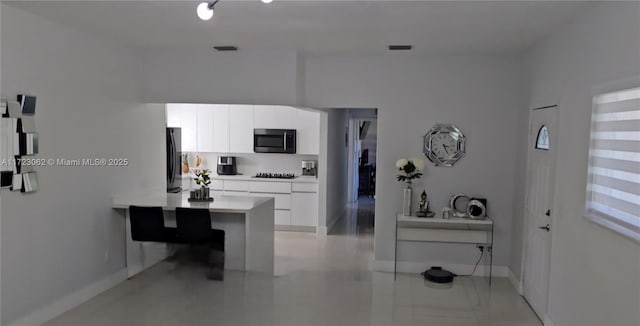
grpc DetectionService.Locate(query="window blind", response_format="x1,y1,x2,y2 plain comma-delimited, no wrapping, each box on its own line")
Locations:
586,87,640,241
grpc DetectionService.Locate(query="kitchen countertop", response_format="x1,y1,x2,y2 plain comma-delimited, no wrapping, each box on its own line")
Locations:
211,174,319,184
113,192,274,212
114,192,275,276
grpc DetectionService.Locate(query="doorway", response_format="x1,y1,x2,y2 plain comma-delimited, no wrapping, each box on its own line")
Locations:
348,118,377,202
344,109,377,234
522,105,558,320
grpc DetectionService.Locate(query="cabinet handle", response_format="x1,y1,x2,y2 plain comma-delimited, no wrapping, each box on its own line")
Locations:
283,132,288,151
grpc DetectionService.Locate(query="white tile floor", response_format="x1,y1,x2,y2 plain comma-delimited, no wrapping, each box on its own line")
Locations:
44,200,541,326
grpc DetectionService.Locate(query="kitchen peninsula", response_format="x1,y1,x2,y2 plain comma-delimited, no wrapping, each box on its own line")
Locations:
113,192,275,277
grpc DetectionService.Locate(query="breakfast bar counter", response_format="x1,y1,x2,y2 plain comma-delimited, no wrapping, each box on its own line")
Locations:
113,192,275,277
113,192,275,212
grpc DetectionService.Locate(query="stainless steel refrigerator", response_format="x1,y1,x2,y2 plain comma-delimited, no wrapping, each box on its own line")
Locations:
166,128,182,193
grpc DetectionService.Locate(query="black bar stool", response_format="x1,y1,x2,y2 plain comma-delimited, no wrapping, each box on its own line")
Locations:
175,207,225,280
129,206,178,243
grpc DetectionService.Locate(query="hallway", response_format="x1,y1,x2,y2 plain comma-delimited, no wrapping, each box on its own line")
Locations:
44,201,539,326
332,196,376,237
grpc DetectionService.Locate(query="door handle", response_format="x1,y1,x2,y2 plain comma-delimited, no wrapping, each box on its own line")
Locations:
538,224,550,232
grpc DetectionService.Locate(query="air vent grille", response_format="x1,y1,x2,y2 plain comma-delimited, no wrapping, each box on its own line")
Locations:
388,45,412,51
213,46,238,51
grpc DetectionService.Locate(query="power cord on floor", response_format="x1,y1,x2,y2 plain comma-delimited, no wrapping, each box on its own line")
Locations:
455,246,485,277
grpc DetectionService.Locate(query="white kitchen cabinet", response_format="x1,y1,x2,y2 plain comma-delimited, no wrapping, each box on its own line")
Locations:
275,210,291,225
249,181,292,211
292,182,319,193
196,105,214,152
212,105,230,153
248,181,292,194
249,193,292,210
296,109,321,155
166,104,182,128
180,105,198,152
223,180,249,192
197,104,229,153
210,179,224,191
223,191,250,197
229,105,254,153
291,192,319,227
254,105,297,129
166,103,198,152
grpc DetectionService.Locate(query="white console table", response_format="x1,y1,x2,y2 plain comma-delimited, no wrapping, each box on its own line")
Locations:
394,213,494,282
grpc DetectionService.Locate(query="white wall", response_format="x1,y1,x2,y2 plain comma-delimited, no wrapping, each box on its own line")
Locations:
305,55,524,271
139,48,300,106
1,5,164,324
324,109,349,230
518,2,640,325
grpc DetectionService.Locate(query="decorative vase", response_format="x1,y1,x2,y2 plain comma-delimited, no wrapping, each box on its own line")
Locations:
403,181,412,216
202,186,210,199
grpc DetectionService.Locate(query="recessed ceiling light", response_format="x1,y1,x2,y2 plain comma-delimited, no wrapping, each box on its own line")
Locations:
388,45,413,51
261,0,273,3
213,46,238,51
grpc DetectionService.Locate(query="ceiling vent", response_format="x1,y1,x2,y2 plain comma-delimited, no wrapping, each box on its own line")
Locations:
388,45,412,51
213,46,238,52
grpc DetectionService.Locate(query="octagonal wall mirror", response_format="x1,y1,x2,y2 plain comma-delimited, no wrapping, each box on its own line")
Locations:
423,124,466,166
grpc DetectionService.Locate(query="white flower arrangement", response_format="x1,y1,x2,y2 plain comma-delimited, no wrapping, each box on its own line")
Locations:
396,158,424,183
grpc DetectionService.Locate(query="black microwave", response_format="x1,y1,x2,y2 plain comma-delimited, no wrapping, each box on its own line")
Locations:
254,129,296,154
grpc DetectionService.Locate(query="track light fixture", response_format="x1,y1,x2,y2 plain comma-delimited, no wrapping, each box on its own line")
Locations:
197,0,272,21
197,0,219,21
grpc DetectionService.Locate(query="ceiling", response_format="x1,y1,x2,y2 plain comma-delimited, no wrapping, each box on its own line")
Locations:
6,1,589,55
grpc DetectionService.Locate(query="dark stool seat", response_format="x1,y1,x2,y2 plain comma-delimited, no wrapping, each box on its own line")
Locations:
129,206,178,243
175,207,226,280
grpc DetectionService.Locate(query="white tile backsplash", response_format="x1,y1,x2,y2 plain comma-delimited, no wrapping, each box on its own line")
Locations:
191,152,318,177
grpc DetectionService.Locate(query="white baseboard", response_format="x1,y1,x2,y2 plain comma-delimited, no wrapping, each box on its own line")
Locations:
318,207,346,235
127,263,144,278
544,314,557,326
370,260,509,277
275,225,316,232
8,269,127,326
508,268,524,295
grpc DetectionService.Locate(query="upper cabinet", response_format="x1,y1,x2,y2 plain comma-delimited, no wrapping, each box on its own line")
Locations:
166,103,198,152
196,105,215,152
254,106,298,129
229,105,255,153
296,109,320,155
180,105,198,153
166,104,182,128
166,104,318,155
211,105,230,153
197,104,231,153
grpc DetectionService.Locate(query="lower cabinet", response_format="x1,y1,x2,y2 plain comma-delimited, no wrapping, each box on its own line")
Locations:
291,192,319,227
249,192,292,210
275,210,292,225
223,191,250,197
214,179,318,230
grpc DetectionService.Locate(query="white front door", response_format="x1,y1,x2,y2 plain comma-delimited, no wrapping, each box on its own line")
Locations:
523,106,558,319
